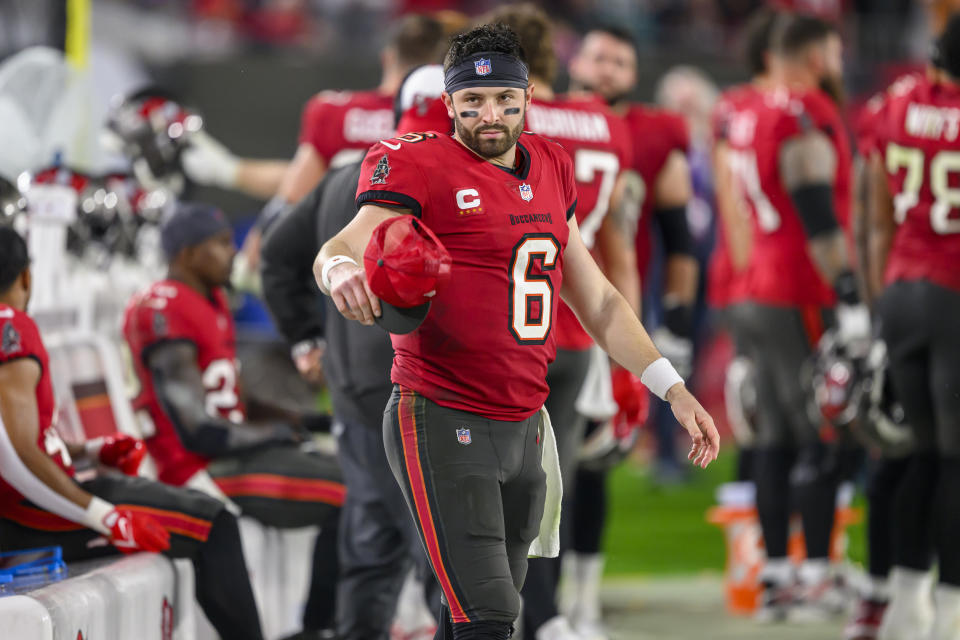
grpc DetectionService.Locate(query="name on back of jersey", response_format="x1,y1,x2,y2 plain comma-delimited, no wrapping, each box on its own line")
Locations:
905,102,960,141
527,105,611,142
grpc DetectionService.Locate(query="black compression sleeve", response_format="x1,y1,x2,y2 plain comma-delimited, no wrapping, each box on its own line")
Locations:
656,205,693,256
833,269,860,305
790,183,838,239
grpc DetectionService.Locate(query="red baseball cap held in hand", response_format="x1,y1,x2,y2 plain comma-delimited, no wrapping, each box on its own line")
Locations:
364,215,452,334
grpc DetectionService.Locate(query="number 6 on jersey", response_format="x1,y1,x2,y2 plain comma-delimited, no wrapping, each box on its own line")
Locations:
509,233,560,344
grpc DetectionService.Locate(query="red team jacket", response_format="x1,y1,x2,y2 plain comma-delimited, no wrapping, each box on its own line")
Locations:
356,132,577,421
299,90,396,169
873,74,960,293
526,95,633,351
708,84,758,308
123,280,244,485
726,87,852,308
0,305,74,505
623,105,691,277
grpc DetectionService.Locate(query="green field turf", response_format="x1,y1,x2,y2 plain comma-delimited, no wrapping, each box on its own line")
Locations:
603,452,867,576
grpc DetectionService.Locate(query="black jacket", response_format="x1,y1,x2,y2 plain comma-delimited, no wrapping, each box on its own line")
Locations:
260,163,394,429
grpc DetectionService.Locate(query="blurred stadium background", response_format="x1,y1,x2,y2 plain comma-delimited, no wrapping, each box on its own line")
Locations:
0,0,941,639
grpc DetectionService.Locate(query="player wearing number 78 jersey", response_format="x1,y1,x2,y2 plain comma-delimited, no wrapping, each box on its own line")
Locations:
870,14,960,638
317,23,718,638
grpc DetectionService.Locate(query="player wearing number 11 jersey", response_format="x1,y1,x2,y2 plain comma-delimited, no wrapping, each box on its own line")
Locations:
870,14,960,638
725,15,861,621
318,24,718,638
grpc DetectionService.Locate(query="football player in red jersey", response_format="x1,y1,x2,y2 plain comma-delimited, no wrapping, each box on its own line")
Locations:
0,226,265,640
562,24,698,632
725,15,863,621
122,203,345,638
315,24,719,640
569,26,698,377
868,15,960,640
478,7,640,639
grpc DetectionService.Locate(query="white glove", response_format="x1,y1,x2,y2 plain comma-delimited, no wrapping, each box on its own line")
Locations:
651,326,694,379
181,130,239,189
836,303,871,356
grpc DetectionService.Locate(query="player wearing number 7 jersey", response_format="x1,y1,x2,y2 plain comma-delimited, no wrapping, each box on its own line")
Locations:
724,15,860,621
870,14,960,639
316,23,719,639
122,203,345,636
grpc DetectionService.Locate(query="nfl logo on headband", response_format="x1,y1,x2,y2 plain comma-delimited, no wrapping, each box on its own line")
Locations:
474,58,492,76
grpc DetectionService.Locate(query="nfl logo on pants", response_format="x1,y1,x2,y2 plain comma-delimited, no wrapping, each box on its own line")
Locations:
456,427,472,445
474,58,491,76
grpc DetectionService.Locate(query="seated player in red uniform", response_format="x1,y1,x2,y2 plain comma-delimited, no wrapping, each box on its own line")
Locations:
121,203,345,638
0,225,265,640
315,23,719,640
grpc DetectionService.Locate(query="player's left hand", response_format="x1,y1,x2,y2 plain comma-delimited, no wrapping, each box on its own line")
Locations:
86,434,147,476
665,384,720,469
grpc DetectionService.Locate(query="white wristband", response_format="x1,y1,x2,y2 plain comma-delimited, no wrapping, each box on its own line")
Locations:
640,357,684,401
83,496,115,535
321,255,358,292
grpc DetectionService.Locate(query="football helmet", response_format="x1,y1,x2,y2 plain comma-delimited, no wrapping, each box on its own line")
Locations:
0,173,27,225
809,329,864,427
579,367,649,472
857,340,914,456
103,88,203,194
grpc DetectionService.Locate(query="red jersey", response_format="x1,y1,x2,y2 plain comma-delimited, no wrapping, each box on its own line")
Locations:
875,75,960,293
0,305,74,504
299,90,396,169
708,84,757,308
123,280,243,485
726,87,852,307
623,105,690,276
356,132,577,420
526,95,633,350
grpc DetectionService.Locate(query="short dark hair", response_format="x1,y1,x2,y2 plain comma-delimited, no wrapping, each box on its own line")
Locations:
584,24,638,58
0,226,29,295
773,14,837,59
936,12,960,79
390,14,446,67
743,8,779,76
443,23,525,74
482,4,555,84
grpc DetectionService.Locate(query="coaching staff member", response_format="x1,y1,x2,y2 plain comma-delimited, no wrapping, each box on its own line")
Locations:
261,163,435,637
315,23,720,639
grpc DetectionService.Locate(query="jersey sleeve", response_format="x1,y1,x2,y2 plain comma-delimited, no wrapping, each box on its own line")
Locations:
665,112,691,154
298,95,338,165
711,97,732,142
0,312,44,368
855,94,886,158
356,141,430,218
126,296,198,357
560,149,578,220
609,114,634,175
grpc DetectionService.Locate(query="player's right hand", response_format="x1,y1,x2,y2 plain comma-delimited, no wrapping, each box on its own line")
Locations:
103,508,171,554
665,384,720,469
327,262,381,326
293,345,325,385
88,434,147,476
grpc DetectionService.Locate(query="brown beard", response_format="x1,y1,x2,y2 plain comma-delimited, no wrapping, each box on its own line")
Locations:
819,75,845,106
455,111,525,159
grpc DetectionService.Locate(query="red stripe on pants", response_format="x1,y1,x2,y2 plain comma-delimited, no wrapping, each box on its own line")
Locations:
397,389,470,623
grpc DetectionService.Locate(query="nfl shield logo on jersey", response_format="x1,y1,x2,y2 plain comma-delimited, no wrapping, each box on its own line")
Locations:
474,58,492,76
519,183,533,202
456,427,472,445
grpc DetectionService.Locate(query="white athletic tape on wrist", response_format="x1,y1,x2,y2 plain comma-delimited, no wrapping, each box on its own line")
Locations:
640,357,684,401
321,255,358,292
83,496,115,535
